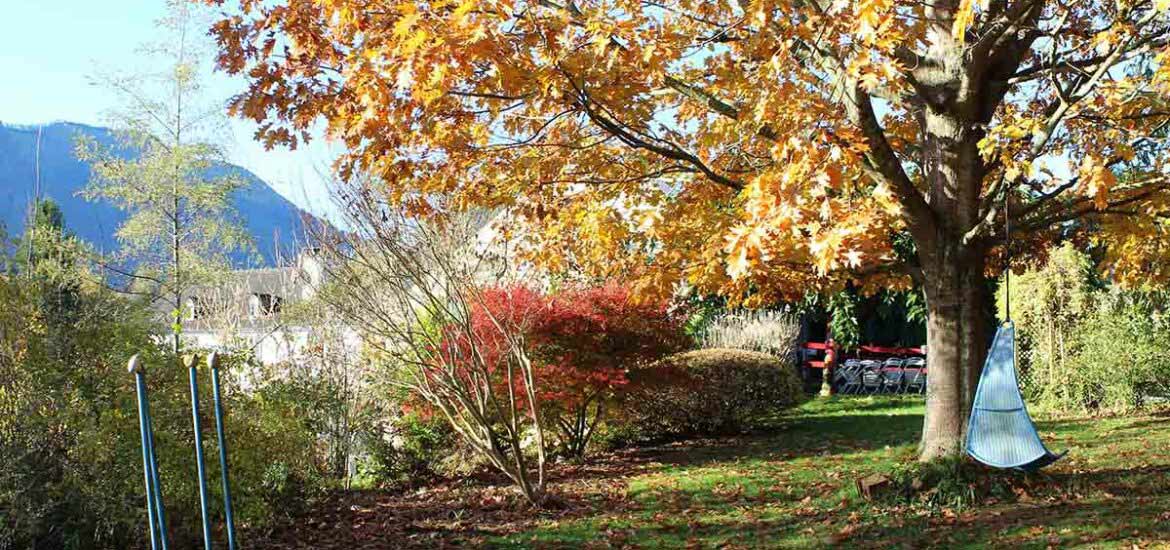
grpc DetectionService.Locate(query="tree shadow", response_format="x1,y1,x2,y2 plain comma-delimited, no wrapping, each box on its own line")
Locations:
800,395,925,415
621,464,1170,549
1095,416,1170,433
253,400,1170,549
832,462,1170,549
633,411,924,469
852,496,1170,549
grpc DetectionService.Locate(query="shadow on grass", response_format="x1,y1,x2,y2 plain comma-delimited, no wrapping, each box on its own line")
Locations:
619,463,1170,549
575,511,814,549
635,410,924,470
794,395,926,415
853,495,1170,549
503,401,1170,549
1046,463,1170,496
262,397,1170,549
1095,416,1170,433
837,462,1170,549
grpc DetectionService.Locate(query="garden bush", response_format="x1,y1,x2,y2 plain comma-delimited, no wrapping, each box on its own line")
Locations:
1062,296,1170,410
353,411,466,487
416,283,687,461
1001,244,1170,412
998,243,1097,404
0,273,330,549
534,284,688,458
613,348,807,440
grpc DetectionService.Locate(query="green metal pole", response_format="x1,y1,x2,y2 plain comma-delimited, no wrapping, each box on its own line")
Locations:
207,352,238,550
142,377,170,550
184,354,214,550
130,354,161,550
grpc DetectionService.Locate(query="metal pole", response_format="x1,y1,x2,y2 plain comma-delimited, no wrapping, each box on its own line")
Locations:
143,379,170,550
208,352,238,550
184,354,214,550
129,354,160,550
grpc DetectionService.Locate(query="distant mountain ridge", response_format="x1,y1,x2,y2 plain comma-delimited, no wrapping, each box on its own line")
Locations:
0,121,314,266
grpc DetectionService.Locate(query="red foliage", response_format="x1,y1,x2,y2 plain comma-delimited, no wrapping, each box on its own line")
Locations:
425,283,686,453
534,283,688,408
428,285,547,414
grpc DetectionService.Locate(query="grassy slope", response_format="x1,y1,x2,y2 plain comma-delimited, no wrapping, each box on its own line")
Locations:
494,397,1170,549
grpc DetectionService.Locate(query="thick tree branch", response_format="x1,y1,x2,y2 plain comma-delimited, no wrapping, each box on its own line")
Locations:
843,86,937,239
561,67,745,190
1020,176,1170,231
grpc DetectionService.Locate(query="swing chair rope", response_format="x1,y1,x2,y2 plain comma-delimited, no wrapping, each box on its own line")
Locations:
1004,189,1011,323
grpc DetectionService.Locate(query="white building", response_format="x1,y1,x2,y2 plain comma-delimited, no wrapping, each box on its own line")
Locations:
179,250,359,365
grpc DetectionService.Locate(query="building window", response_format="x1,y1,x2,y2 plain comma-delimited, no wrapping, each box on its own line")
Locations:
251,293,282,317
187,297,209,320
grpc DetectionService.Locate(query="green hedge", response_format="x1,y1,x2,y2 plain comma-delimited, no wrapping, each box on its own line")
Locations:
610,348,807,441
1001,244,1170,412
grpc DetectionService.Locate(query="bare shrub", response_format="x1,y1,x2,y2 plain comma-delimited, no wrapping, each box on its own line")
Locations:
309,185,548,504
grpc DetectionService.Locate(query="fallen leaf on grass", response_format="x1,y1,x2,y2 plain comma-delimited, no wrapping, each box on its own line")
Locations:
828,524,857,544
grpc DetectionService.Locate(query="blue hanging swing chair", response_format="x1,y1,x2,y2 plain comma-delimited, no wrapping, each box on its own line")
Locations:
964,320,1066,471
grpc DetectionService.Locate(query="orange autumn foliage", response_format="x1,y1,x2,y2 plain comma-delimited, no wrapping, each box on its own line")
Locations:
205,0,1170,300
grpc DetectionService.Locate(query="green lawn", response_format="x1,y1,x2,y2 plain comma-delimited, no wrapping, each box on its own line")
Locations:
491,397,1170,549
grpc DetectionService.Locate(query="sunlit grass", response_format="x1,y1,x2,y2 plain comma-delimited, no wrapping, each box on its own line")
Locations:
493,396,1170,549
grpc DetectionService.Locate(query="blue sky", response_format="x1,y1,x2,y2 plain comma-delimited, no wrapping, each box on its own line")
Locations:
0,0,339,220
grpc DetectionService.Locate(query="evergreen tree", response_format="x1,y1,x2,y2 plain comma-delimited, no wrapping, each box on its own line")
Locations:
16,198,69,275
15,198,84,364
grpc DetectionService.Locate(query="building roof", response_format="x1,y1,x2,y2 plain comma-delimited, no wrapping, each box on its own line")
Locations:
149,252,324,332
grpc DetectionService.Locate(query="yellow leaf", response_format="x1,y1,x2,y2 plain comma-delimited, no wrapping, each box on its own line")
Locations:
952,0,988,43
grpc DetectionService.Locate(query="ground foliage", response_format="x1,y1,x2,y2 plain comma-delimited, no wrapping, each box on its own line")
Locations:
0,242,338,549
250,396,1170,548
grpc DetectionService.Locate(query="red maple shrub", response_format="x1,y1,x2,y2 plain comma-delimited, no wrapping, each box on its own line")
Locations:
432,285,547,413
428,283,687,459
534,284,689,458
402,284,550,502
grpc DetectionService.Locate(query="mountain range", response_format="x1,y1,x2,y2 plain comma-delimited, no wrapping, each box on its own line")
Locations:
0,122,315,266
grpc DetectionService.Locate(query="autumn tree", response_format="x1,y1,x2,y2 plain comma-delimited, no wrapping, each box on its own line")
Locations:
208,0,1170,460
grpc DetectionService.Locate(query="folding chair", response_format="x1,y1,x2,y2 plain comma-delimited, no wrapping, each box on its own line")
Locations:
903,357,926,394
860,360,884,395
837,359,863,394
881,358,906,394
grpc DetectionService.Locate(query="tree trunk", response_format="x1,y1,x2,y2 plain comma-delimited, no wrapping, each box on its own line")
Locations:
906,55,1000,459
919,241,993,461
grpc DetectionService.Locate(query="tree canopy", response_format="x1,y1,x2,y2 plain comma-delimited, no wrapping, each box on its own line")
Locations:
209,0,1170,296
